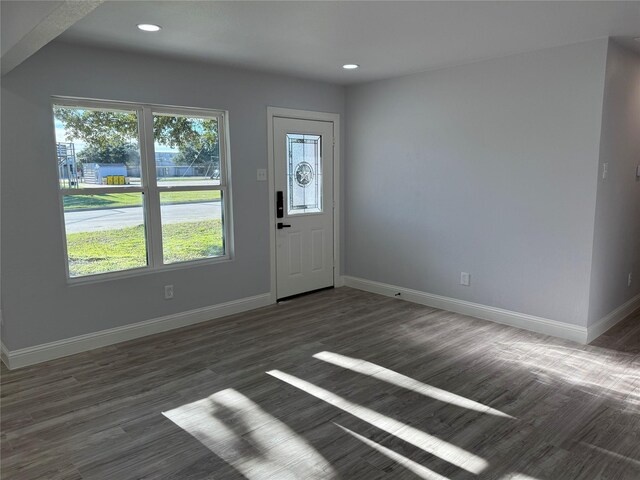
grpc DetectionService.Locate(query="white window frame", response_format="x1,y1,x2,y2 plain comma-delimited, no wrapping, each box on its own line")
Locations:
53,96,233,284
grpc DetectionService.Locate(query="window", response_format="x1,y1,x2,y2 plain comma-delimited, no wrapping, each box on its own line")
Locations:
53,99,231,280
286,133,322,215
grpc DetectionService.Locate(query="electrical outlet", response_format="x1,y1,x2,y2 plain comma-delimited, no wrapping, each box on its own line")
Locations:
460,272,470,286
628,273,633,287
257,169,267,181
602,163,608,180
164,285,174,299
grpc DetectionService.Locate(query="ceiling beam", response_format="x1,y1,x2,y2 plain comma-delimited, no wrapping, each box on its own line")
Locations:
1,0,104,76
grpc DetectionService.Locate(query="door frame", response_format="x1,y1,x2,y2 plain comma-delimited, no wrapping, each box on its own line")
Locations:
267,106,342,302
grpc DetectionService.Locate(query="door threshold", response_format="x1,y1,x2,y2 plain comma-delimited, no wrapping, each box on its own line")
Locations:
277,286,334,303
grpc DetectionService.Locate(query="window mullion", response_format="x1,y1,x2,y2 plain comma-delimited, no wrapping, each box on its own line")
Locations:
139,106,163,268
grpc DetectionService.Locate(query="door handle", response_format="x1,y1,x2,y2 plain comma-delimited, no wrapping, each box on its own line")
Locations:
277,222,291,229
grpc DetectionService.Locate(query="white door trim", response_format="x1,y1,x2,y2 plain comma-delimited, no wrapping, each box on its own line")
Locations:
267,107,341,302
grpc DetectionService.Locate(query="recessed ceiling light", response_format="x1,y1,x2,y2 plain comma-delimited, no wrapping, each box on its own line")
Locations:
635,37,640,42
137,24,161,32
342,64,359,70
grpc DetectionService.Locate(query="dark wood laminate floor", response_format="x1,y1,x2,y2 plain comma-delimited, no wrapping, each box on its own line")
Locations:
2,287,639,480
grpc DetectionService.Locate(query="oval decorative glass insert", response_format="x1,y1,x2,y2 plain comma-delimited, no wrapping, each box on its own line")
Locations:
295,162,314,187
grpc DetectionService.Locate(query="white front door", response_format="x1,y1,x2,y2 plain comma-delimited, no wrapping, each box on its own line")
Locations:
273,117,334,299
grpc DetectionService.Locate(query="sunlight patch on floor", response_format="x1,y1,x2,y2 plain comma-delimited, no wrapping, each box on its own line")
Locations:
500,474,541,480
335,423,450,479
314,351,513,418
267,369,488,474
163,388,336,479
581,442,640,467
492,342,640,403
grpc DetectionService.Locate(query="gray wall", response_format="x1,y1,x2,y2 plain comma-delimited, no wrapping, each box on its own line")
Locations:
1,41,344,350
344,39,609,326
588,40,640,326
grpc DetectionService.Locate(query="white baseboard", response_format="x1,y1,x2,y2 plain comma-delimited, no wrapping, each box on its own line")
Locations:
343,276,589,344
1,293,272,370
4,281,634,370
586,293,640,344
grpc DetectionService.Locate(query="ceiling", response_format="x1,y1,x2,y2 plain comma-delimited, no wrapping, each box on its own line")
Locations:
1,1,63,57
57,1,640,84
0,0,102,75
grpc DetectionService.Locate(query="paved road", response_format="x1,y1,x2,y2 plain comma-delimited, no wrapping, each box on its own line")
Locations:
64,202,221,233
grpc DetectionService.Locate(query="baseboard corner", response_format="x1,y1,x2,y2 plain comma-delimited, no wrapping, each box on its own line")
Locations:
1,342,11,369
587,293,640,344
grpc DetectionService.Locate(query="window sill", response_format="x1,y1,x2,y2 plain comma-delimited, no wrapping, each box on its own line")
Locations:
66,255,233,287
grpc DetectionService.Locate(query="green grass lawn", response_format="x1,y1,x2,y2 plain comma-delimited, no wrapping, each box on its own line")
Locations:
67,220,224,277
63,190,221,211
